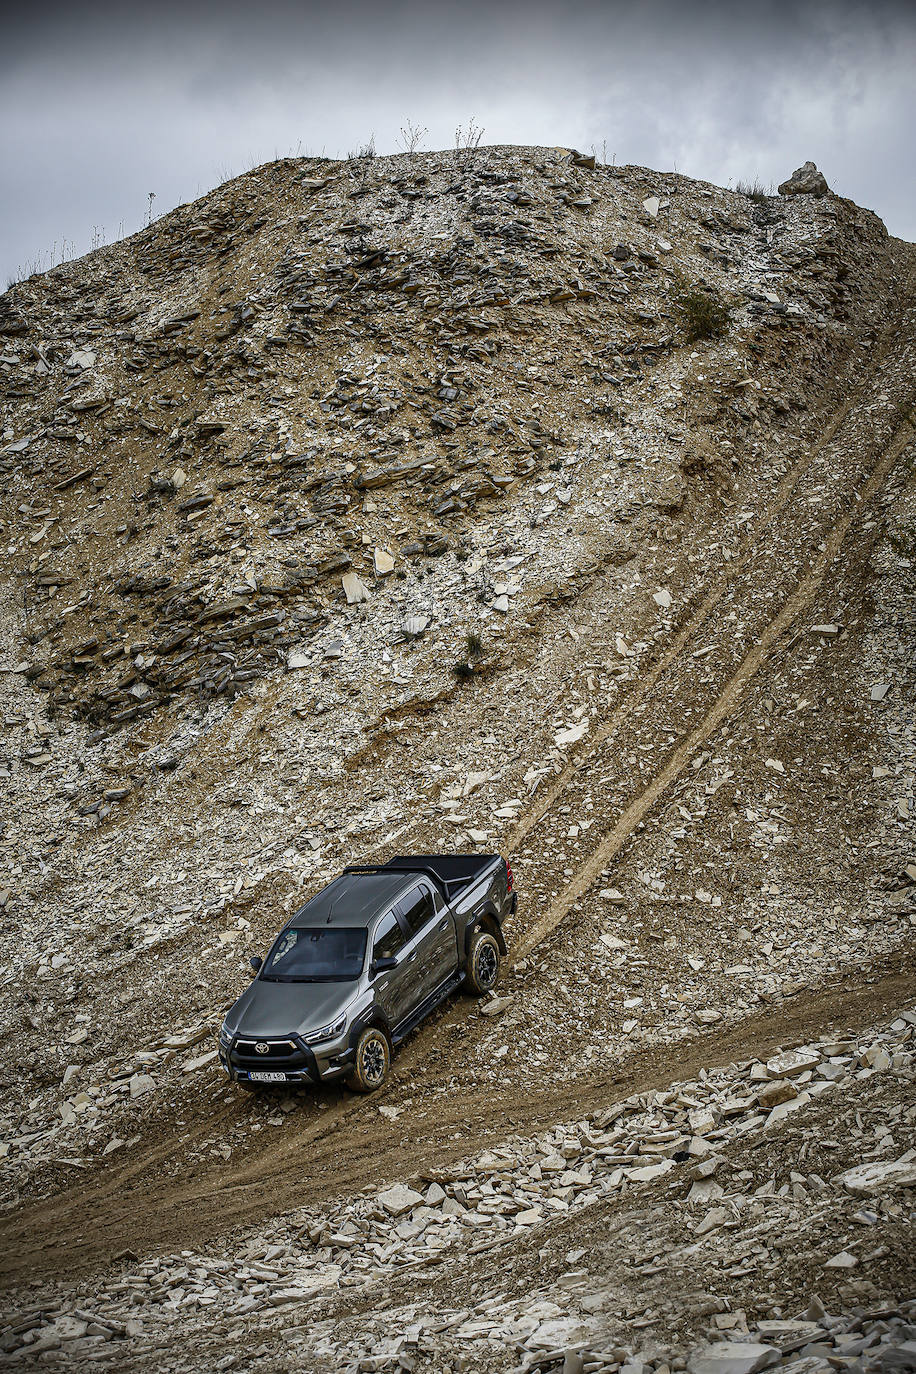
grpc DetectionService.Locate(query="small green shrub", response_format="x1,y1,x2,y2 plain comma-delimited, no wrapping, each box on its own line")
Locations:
671,273,731,343
888,524,916,560
465,632,483,658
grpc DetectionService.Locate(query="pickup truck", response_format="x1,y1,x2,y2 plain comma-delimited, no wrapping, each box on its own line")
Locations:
218,854,516,1093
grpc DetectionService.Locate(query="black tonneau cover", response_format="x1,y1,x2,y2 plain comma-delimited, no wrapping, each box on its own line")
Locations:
343,854,497,903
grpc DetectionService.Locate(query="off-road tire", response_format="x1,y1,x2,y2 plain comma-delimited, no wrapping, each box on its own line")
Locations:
348,1027,391,1093
464,929,501,995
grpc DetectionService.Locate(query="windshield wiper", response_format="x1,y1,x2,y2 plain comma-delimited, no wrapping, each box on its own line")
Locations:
259,972,355,982
271,974,352,982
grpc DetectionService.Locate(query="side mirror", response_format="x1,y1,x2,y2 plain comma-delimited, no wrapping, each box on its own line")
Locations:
371,956,397,977
249,956,263,973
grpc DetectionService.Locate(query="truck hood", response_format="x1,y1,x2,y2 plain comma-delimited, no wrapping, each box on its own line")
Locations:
226,979,356,1038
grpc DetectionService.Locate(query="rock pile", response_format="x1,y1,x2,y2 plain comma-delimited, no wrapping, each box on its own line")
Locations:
0,146,886,740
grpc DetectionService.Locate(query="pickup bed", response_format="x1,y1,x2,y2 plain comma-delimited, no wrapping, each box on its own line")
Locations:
218,853,516,1092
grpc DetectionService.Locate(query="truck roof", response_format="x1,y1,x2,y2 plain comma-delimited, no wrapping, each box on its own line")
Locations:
286,871,418,931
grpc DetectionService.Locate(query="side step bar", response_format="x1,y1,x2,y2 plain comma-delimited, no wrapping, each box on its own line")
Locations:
391,969,466,1046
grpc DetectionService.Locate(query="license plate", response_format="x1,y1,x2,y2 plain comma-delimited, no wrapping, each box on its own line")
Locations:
248,1071,287,1083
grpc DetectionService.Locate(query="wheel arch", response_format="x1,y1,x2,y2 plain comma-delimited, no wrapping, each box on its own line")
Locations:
464,906,507,956
348,1007,392,1054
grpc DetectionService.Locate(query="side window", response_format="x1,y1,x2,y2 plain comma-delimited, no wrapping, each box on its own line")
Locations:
372,912,405,961
397,886,436,936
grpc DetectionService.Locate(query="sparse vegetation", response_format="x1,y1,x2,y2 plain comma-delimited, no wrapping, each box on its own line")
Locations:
888,523,916,582
348,135,376,161
670,271,731,343
465,632,483,658
346,137,377,193
735,177,774,203
5,238,78,289
454,117,484,168
397,121,427,155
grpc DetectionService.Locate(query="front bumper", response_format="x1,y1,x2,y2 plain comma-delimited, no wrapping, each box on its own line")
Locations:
220,1030,354,1085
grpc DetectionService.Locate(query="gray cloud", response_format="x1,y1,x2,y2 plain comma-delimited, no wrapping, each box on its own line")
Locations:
2,0,914,284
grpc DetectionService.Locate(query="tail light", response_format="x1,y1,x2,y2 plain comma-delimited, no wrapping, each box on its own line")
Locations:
504,857,514,892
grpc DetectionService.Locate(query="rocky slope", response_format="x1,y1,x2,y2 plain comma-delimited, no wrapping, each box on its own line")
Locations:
0,146,913,1369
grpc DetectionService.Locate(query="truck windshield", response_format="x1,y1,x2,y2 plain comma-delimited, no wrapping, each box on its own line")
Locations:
261,928,367,981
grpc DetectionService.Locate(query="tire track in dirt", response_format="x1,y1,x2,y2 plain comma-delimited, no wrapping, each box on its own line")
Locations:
512,412,914,959
509,275,916,855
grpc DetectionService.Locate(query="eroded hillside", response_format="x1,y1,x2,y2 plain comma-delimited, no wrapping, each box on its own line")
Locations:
0,147,913,1371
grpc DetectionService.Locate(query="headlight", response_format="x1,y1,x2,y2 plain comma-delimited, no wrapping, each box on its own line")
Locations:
303,1014,347,1045
218,1021,233,1047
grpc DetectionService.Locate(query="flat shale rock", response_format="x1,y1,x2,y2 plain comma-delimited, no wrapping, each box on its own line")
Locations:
688,1344,781,1374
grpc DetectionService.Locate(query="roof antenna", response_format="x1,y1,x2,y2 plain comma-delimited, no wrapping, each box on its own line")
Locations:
326,897,335,925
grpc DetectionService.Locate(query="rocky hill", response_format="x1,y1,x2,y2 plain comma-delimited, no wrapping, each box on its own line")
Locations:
0,147,914,1370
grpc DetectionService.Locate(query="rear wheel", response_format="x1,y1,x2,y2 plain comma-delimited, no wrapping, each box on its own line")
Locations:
464,929,500,995
348,1027,391,1093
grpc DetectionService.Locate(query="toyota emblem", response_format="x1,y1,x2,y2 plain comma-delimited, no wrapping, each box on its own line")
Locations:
255,1042,270,1055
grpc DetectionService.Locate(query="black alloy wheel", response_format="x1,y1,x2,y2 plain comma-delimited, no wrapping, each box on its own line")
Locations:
349,1027,391,1092
465,929,501,994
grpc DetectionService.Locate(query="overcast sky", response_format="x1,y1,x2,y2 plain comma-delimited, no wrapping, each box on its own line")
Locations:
2,0,915,286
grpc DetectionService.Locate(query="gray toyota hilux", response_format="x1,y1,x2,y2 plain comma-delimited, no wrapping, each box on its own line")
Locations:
218,854,516,1093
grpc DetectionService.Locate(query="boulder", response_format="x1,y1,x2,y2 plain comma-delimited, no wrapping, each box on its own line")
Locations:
766,1048,818,1079
342,572,370,604
778,162,829,197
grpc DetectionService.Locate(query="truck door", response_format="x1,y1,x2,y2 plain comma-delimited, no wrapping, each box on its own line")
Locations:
370,911,414,1029
396,882,456,999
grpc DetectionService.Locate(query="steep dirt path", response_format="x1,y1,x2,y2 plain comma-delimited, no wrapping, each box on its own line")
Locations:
0,953,911,1288
509,262,916,856
514,412,915,957
499,247,916,957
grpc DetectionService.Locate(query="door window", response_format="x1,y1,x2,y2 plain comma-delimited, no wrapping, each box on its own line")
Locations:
372,912,405,961
396,886,435,936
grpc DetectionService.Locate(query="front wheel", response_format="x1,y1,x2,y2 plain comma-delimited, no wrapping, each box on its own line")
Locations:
348,1027,391,1093
464,929,501,995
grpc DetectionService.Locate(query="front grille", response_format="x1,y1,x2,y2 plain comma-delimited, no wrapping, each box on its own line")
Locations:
235,1038,298,1058
228,1036,318,1082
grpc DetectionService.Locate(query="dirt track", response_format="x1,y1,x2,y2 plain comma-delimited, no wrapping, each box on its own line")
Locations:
0,952,911,1288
